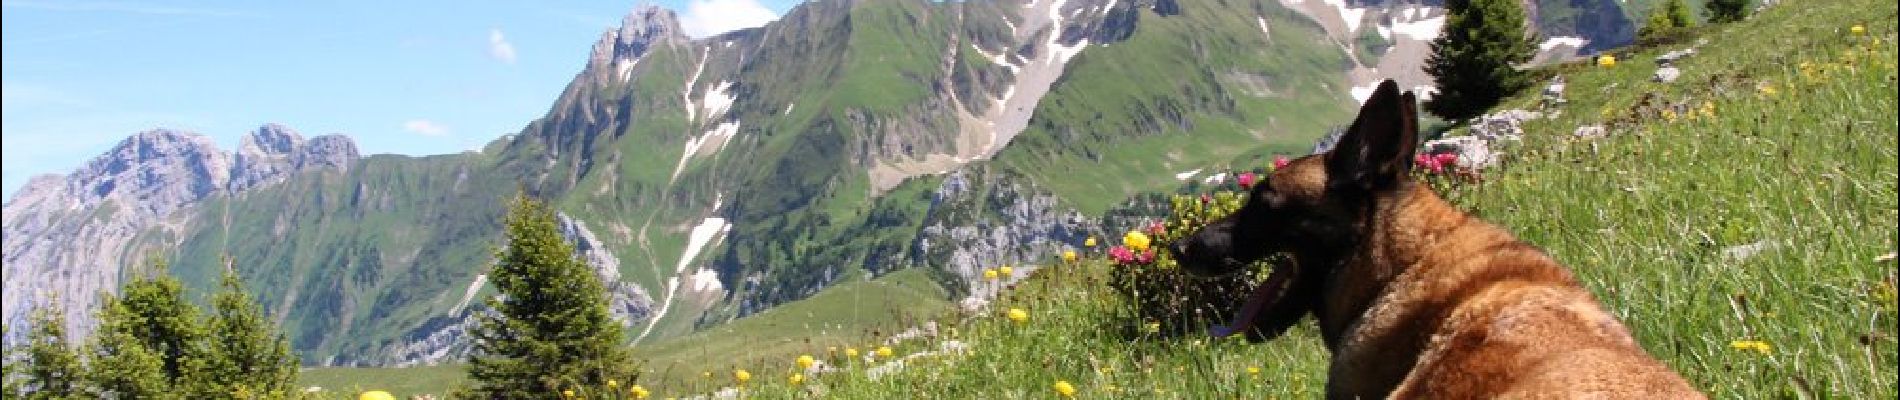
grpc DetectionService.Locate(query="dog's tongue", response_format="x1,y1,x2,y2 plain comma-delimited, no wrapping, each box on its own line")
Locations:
1210,267,1295,339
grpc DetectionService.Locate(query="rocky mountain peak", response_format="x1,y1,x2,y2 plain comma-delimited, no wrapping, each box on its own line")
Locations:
241,123,306,156
590,5,686,67
230,124,358,191
74,129,232,213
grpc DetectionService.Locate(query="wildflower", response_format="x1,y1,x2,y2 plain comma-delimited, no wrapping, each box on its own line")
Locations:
1148,220,1166,236
1109,246,1136,264
1597,55,1616,68
1084,236,1097,247
1062,250,1078,263
1008,308,1030,324
1200,193,1212,204
984,268,999,281
564,389,576,398
1758,82,1779,97
1662,109,1679,122
845,347,860,358
1237,172,1259,189
1054,380,1078,397
734,369,752,384
1851,24,1866,35
1433,153,1458,171
631,385,651,399
999,265,1014,276
1273,155,1291,170
877,346,895,359
1248,366,1262,376
1124,230,1152,252
1145,321,1160,333
359,391,397,400
797,354,816,370
608,379,620,388
1134,249,1156,264
789,373,805,385
1729,340,1772,355
827,346,838,354
702,371,713,379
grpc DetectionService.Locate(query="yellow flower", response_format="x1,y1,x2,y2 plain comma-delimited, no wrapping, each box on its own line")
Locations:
1053,380,1077,397
1729,340,1772,355
876,346,895,359
1699,102,1716,119
1661,109,1678,122
1144,321,1160,333
789,373,806,385
998,265,1014,276
1007,308,1029,324
631,385,650,399
1084,236,1097,247
608,379,619,388
734,369,752,384
845,347,860,358
1758,82,1779,97
983,268,999,281
1062,250,1078,263
358,391,397,400
1597,54,1617,68
563,389,576,398
1851,24,1866,35
1123,230,1152,252
1247,367,1262,376
796,354,816,370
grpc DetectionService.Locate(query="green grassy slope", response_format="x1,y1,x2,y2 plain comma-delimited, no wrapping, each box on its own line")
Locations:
709,1,1898,398
995,0,1353,215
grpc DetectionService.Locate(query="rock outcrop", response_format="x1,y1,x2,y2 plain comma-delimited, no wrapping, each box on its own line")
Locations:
2,126,357,343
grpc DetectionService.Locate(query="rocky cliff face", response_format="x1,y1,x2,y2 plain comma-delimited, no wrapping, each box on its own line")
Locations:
911,168,1100,299
2,126,357,343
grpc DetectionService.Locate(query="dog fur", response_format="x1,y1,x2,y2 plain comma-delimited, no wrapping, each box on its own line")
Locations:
1169,80,1704,399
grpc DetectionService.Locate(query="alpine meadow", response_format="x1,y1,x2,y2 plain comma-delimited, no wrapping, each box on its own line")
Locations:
3,0,1893,398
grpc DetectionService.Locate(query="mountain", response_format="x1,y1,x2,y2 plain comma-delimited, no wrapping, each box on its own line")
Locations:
1,0,1636,366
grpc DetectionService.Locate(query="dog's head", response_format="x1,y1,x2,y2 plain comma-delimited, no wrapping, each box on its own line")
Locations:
1168,80,1419,339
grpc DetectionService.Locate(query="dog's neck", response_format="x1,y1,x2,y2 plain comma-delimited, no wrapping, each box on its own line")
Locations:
1314,181,1478,346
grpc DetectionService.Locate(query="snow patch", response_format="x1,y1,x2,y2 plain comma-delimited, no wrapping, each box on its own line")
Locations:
682,47,711,123
450,274,487,315
1412,85,1438,102
972,46,1022,74
687,268,723,292
1350,83,1379,104
1203,172,1231,185
1323,0,1368,33
670,122,742,181
1388,13,1444,40
1539,36,1589,52
700,81,736,120
1174,169,1202,180
783,103,795,116
1045,0,1091,64
617,57,641,82
1257,16,1271,38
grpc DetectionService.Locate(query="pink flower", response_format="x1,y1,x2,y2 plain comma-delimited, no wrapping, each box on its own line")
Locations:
1434,153,1458,168
1109,246,1135,264
1237,172,1258,189
1200,193,1212,204
1135,249,1156,264
1272,156,1291,170
1414,154,1434,170
1148,221,1166,235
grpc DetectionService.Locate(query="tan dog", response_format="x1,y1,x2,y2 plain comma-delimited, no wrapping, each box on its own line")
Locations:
1169,80,1703,398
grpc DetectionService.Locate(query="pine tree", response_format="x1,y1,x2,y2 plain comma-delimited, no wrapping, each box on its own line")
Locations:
1639,0,1697,40
88,264,210,394
1705,0,1749,23
83,327,170,398
464,194,636,399
200,267,300,398
20,305,85,399
1422,0,1539,121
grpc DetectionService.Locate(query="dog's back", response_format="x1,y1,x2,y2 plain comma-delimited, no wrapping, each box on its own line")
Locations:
1345,186,1704,398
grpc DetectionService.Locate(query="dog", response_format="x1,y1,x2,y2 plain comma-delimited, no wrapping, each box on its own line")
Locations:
1169,80,1703,399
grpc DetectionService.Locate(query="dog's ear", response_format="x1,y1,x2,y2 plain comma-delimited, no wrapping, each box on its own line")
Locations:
1326,80,1419,192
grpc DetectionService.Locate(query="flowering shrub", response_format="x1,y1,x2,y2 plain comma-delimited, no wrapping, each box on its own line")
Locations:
1106,189,1276,338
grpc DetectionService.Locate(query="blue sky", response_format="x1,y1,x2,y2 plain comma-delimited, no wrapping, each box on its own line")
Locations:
1,0,798,199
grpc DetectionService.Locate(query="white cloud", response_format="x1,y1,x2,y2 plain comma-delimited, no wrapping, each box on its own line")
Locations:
403,119,450,136
678,0,779,38
488,29,516,64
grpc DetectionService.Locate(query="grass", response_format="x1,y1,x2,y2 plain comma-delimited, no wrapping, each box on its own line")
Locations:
297,364,465,399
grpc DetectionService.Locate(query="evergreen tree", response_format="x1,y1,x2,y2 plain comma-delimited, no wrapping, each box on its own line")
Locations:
82,327,170,398
1422,0,1539,121
1639,0,1697,40
1706,0,1749,23
88,264,209,394
20,305,85,399
200,268,300,398
464,194,635,399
